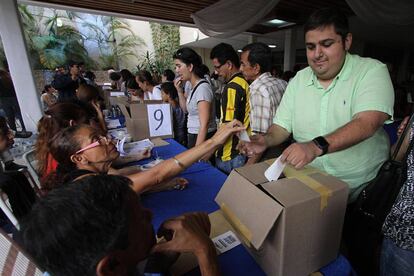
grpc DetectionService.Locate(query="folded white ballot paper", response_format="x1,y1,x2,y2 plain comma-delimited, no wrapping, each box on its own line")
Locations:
239,130,251,142
116,138,154,157
264,156,286,181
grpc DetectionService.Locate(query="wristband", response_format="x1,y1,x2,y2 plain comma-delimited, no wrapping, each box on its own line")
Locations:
172,157,185,169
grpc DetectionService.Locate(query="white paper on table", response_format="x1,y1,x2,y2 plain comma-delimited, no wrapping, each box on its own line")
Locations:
118,139,154,157
116,137,127,156
110,91,125,97
106,119,121,129
239,130,251,142
146,104,173,137
212,231,241,254
264,156,286,181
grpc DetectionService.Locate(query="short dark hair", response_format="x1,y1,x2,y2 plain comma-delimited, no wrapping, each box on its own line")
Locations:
21,174,133,276
136,70,155,86
160,81,178,100
173,47,204,78
120,69,134,82
84,71,96,81
67,60,78,68
43,84,52,93
126,78,139,90
162,69,175,82
109,71,121,81
241,42,271,74
304,8,349,42
210,43,240,68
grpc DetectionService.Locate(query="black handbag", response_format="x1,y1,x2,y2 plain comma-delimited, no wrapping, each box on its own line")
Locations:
354,115,414,231
347,115,414,275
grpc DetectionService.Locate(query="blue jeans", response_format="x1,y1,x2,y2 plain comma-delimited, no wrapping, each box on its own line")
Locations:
380,238,414,276
215,154,246,174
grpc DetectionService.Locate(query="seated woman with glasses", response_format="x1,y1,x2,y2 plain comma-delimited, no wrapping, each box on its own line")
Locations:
43,121,244,194
36,102,150,184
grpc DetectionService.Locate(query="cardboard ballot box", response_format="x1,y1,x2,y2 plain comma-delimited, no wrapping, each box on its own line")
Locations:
214,160,349,276
116,97,174,141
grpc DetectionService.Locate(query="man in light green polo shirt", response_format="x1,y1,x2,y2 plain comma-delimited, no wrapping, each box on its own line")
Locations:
239,8,394,202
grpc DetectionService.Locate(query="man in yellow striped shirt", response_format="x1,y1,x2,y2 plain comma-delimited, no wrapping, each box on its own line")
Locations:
210,43,251,174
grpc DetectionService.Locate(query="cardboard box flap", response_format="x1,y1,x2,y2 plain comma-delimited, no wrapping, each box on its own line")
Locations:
215,170,284,250
118,103,131,119
234,162,270,185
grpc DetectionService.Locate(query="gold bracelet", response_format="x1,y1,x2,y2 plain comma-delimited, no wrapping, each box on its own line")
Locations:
172,157,185,169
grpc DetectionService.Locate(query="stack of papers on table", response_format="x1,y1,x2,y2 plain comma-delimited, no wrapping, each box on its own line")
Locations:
116,138,154,157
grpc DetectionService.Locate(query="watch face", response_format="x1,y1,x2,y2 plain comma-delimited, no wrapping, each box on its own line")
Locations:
315,137,328,148
313,136,329,156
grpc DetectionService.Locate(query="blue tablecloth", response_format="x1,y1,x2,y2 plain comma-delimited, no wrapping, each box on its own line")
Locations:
139,139,354,276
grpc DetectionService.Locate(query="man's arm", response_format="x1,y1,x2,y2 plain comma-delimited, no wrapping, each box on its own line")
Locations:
281,111,390,168
238,124,290,158
324,111,389,152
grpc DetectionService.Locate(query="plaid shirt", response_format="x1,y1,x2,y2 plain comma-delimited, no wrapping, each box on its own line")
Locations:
249,72,287,134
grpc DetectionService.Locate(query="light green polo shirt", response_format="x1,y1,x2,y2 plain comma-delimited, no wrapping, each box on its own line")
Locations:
274,53,394,201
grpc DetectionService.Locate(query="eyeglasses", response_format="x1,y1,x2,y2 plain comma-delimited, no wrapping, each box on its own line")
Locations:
213,63,225,70
75,136,111,154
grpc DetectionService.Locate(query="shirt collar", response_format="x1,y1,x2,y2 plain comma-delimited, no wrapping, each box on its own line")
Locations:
226,72,243,84
250,72,271,88
306,52,353,87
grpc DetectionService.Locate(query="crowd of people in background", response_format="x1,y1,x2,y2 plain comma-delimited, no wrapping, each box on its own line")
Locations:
0,7,412,276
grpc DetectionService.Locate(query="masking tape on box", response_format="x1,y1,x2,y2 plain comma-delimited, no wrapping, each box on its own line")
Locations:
220,203,253,248
283,165,332,211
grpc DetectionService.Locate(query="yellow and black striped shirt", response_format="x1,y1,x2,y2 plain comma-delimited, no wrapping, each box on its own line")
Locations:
216,73,251,161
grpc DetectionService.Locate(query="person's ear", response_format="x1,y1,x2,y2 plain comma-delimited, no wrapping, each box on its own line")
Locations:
227,61,233,70
96,255,126,276
70,154,88,165
344,33,352,51
188,63,194,73
254,63,261,76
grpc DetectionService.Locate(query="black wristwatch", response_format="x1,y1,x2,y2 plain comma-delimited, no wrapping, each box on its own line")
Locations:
312,136,329,156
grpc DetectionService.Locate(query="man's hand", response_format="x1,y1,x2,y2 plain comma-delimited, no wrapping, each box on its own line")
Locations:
280,141,322,169
237,134,267,157
152,213,220,276
152,212,213,256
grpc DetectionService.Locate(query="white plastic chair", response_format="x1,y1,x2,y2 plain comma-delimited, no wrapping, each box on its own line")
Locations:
22,149,41,191
0,189,19,230
0,228,43,275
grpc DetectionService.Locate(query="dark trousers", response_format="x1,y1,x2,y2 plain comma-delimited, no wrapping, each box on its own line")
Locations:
187,131,215,149
0,97,25,131
187,131,216,165
343,202,382,276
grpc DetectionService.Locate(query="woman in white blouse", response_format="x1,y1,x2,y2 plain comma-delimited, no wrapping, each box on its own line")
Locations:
135,70,162,100
173,48,216,148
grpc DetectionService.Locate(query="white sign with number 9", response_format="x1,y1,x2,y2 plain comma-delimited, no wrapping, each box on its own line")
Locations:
147,104,172,137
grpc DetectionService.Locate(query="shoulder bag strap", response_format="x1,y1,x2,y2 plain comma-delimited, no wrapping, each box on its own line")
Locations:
188,80,208,104
392,114,414,161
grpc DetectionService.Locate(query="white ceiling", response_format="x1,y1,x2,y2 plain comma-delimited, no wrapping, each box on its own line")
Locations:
182,15,414,52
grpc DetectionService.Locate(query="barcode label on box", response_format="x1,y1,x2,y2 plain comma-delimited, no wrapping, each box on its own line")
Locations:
212,231,241,254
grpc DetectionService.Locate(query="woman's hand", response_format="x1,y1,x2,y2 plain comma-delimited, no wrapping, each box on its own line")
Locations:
211,120,245,147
